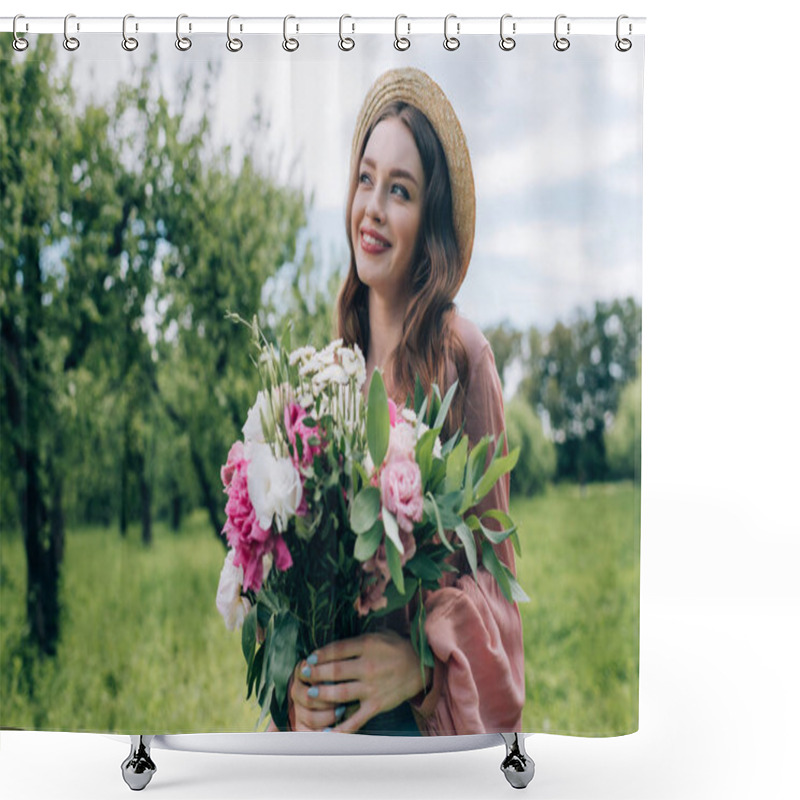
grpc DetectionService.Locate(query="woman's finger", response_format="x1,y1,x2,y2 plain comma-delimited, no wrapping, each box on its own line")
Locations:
310,680,363,706
302,657,363,685
310,636,367,665
293,705,339,732
329,700,378,734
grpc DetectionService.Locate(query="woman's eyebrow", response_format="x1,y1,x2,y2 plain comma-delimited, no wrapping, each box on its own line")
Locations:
361,157,419,187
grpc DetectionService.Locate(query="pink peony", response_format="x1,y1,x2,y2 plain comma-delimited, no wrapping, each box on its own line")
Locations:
386,421,416,464
284,402,324,470
220,442,293,593
380,458,424,538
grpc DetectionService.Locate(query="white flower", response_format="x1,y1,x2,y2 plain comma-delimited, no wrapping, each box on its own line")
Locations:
243,390,270,443
216,551,252,631
246,442,303,532
289,345,317,366
312,364,348,395
387,421,417,463
401,408,417,425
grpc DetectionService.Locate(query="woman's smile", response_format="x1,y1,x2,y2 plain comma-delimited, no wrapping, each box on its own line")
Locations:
359,227,391,253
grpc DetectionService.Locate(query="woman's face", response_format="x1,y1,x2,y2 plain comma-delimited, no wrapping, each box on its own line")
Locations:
350,117,425,303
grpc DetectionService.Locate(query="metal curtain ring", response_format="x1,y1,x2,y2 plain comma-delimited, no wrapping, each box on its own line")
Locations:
444,14,460,51
176,14,192,51
226,15,242,52
338,14,354,51
63,14,80,51
500,14,515,51
122,14,138,51
553,14,570,51
394,15,410,50
12,14,29,51
283,15,299,52
615,15,632,52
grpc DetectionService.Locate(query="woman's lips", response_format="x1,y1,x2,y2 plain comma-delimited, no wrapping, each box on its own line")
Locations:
360,229,391,254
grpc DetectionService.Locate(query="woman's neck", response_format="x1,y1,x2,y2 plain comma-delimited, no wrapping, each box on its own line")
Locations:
365,288,407,388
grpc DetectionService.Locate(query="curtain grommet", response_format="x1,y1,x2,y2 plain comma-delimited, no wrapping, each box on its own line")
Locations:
12,14,29,51
444,14,460,51
553,14,570,52
122,14,139,52
176,14,192,51
500,14,516,51
394,15,410,51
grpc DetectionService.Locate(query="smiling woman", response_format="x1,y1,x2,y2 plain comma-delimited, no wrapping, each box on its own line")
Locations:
283,67,526,737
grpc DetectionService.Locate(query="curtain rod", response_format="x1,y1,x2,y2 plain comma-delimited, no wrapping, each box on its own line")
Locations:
1,16,646,37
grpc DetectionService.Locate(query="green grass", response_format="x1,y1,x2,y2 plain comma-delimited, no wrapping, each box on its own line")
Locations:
0,482,639,735
514,481,640,736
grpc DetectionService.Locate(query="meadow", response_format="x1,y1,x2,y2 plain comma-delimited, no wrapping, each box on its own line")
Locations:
0,481,639,735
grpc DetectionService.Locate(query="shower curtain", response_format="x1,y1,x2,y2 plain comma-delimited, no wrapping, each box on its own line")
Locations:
0,20,643,739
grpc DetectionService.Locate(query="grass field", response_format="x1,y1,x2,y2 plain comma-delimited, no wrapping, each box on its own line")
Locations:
0,481,639,735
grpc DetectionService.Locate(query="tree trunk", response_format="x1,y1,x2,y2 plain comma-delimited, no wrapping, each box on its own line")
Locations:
139,465,152,546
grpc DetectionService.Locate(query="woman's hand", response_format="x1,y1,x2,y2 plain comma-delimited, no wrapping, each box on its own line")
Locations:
290,631,432,732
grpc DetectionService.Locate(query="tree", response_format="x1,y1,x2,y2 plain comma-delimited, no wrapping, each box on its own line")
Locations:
604,359,641,482
483,320,522,389
519,298,641,482
505,397,557,497
1,36,136,652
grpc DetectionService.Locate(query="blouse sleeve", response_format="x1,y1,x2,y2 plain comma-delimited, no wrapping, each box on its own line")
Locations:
409,341,525,735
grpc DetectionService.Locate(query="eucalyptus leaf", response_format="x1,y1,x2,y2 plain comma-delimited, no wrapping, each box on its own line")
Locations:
474,444,520,505
407,551,443,582
270,612,299,707
350,486,381,534
444,436,468,494
241,606,257,665
354,520,383,561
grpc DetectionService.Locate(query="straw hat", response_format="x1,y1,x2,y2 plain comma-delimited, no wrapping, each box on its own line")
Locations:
350,67,476,287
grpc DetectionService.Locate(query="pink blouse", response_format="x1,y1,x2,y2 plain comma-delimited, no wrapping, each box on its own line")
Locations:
405,313,525,735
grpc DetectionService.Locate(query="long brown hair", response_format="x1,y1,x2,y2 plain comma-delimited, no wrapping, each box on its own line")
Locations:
337,101,469,439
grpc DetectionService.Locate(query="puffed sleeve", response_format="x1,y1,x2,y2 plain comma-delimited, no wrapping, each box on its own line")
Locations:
409,340,525,735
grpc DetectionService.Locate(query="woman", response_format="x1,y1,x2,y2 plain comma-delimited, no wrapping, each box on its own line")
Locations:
288,68,525,736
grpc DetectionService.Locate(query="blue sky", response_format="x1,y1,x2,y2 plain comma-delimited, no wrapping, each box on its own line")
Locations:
56,31,643,332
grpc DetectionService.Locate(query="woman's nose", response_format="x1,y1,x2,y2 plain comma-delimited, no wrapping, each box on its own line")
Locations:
365,186,386,221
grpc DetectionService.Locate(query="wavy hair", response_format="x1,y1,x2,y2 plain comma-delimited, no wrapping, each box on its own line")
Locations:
337,101,469,439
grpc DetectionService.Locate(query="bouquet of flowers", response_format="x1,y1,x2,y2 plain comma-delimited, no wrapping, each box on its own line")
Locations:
216,315,526,730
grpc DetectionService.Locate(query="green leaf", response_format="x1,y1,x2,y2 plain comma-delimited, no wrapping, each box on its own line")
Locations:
247,641,266,700
461,437,490,512
241,606,257,664
432,380,458,432
424,493,454,553
454,521,479,578
354,520,383,561
367,370,390,468
481,509,521,554
415,427,438,485
444,436,468,494
480,541,529,603
270,612,299,707
350,486,381,534
414,375,425,414
385,536,405,594
466,513,513,546
407,551,443,582
474,440,520,505
382,509,404,555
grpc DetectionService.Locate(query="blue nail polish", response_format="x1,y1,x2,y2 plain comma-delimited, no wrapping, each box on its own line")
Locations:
301,665,311,678
308,686,319,698
335,705,346,720
307,653,318,665
323,727,332,732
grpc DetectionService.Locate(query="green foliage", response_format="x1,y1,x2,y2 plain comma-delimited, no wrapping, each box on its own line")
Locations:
366,370,390,467
505,397,557,497
483,320,522,388
517,298,642,482
604,372,642,482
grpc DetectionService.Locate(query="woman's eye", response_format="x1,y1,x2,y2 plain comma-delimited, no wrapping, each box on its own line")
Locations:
358,172,371,185
392,183,410,200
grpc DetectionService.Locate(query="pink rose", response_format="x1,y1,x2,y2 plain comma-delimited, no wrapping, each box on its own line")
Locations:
380,459,424,538
220,442,293,593
284,402,324,470
387,398,398,428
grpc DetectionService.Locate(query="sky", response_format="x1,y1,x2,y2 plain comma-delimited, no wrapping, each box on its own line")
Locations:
49,31,644,332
